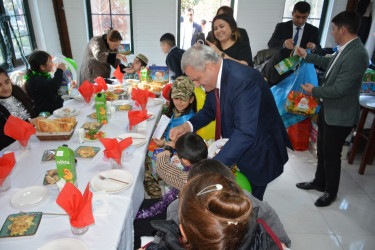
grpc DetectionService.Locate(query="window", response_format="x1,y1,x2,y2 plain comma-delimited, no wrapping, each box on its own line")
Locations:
87,0,133,53
0,0,36,70
282,0,326,28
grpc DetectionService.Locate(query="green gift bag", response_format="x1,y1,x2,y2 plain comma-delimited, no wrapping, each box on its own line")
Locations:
275,55,302,75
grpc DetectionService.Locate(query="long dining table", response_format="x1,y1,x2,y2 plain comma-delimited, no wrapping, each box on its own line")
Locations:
0,93,164,249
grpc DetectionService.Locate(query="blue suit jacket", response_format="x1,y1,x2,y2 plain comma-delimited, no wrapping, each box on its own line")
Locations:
189,60,292,186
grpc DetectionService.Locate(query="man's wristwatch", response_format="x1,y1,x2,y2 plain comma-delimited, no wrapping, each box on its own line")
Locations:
221,52,225,58
164,145,174,158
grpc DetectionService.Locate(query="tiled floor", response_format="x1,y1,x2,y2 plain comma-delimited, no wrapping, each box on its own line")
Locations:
264,149,375,250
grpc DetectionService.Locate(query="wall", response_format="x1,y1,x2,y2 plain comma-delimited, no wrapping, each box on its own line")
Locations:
28,0,62,56
322,0,347,48
132,0,177,66
236,0,285,56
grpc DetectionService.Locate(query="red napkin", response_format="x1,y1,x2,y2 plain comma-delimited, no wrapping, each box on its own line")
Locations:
0,153,16,185
56,182,94,228
94,77,108,91
131,88,155,110
128,110,152,130
163,83,172,101
78,80,94,103
99,137,133,165
4,115,36,147
113,65,124,84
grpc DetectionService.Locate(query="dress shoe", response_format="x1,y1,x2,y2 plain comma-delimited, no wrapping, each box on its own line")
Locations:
315,192,337,207
296,181,325,192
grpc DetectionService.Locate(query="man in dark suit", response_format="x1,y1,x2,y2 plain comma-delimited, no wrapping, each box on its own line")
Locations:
264,1,322,86
295,11,369,207
180,8,202,50
169,44,293,200
160,33,185,81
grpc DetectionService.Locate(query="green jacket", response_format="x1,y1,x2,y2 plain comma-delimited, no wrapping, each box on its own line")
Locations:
305,38,369,126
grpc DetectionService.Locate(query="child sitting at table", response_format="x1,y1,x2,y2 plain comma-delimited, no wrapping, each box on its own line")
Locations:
153,76,196,146
122,54,148,80
25,50,66,115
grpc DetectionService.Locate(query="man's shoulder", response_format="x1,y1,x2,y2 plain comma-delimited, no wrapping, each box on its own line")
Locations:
304,22,319,32
276,20,292,28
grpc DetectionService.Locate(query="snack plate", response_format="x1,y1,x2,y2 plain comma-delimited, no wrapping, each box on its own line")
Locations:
43,169,58,185
53,108,80,118
115,104,132,111
11,186,49,209
125,79,139,85
84,131,106,142
41,149,56,161
81,122,103,131
87,112,97,120
116,133,146,146
146,98,164,107
91,169,133,193
38,238,89,250
207,139,229,158
0,212,42,238
74,146,101,158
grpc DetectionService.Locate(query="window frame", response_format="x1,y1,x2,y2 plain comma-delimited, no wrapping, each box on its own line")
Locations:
0,0,36,70
86,0,134,54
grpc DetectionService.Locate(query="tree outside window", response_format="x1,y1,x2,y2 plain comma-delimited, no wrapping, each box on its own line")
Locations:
87,0,133,53
0,0,36,70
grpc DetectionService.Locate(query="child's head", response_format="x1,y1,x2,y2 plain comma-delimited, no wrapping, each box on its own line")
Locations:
0,67,12,98
187,159,235,181
166,76,196,116
160,33,176,54
132,54,148,71
175,132,207,166
28,50,52,73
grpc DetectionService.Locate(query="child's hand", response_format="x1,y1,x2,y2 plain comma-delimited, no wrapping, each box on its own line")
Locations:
153,138,165,147
57,63,67,71
71,80,78,88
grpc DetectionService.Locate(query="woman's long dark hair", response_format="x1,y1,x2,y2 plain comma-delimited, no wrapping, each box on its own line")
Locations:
211,14,241,49
165,90,197,118
0,67,35,118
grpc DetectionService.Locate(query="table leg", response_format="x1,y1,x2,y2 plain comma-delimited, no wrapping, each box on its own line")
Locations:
359,116,375,175
348,108,368,164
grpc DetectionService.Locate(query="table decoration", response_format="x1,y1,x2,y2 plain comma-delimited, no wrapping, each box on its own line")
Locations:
4,115,36,148
131,88,155,110
0,152,15,191
78,80,94,103
128,110,151,131
99,137,132,167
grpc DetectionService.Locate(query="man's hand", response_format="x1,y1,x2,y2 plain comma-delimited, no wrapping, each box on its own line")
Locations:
116,54,128,63
306,42,316,51
152,138,165,147
125,68,135,74
169,122,191,141
284,39,295,50
301,83,314,94
295,47,307,59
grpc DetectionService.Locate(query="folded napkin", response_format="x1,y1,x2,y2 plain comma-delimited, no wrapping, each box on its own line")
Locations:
113,65,124,84
4,115,36,147
99,137,133,165
78,80,94,103
131,88,156,110
56,182,95,228
94,76,108,93
0,152,16,185
128,110,152,130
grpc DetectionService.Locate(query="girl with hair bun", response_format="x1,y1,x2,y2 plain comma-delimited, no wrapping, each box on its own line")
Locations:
178,174,253,249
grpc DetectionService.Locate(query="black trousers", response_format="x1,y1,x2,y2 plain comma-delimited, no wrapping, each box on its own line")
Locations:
314,108,352,195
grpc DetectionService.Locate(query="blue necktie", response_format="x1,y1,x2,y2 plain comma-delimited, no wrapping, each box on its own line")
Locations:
293,27,300,47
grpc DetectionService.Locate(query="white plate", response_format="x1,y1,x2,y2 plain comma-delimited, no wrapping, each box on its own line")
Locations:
53,107,80,118
125,79,139,85
91,169,133,193
73,95,84,101
207,139,229,158
112,100,131,106
11,186,49,209
117,133,146,147
146,98,164,107
38,238,88,250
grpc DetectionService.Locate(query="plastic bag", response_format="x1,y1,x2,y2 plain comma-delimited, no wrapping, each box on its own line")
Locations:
271,55,319,128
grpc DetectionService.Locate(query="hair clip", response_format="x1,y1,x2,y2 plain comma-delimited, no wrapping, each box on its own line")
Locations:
197,184,223,196
227,221,238,225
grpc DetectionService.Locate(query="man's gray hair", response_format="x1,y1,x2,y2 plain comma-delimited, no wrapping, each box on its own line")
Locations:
181,44,221,72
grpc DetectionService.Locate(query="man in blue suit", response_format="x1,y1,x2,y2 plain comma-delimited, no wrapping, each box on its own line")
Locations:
169,45,292,200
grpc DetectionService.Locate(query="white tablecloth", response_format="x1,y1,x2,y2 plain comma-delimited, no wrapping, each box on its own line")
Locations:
0,97,163,250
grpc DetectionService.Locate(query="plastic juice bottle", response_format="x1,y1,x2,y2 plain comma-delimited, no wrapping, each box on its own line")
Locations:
95,92,108,124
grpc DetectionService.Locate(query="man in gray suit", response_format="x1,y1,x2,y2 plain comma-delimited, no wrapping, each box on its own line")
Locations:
295,11,369,207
